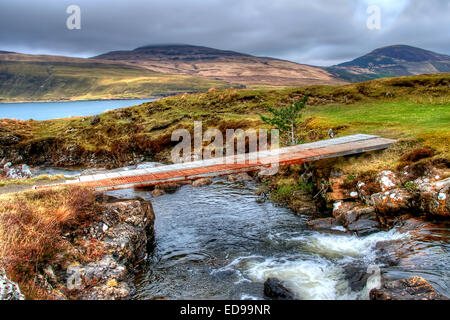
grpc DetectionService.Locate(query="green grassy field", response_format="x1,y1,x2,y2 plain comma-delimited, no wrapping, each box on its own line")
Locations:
0,60,230,102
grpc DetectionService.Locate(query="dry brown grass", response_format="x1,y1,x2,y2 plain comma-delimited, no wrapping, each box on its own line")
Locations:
0,186,101,299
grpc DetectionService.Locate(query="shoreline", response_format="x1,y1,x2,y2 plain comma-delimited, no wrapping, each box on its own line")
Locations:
0,96,161,104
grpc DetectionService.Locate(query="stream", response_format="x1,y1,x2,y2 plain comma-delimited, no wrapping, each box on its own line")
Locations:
35,163,450,300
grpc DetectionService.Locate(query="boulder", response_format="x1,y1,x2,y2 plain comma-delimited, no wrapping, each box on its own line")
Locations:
335,205,379,236
343,264,378,292
90,115,100,125
227,172,252,182
332,201,359,217
370,276,448,300
192,178,213,187
327,176,355,201
371,188,412,215
264,278,295,300
416,177,449,217
306,217,342,231
3,163,33,179
152,188,166,197
376,170,399,192
356,181,378,204
0,269,25,300
151,183,182,197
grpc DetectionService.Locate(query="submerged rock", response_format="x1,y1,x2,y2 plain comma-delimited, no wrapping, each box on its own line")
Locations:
306,217,342,231
370,276,448,300
192,178,213,187
264,278,295,300
343,264,380,292
227,172,252,182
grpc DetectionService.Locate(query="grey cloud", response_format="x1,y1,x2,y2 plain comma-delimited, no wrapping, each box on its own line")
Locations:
0,0,448,66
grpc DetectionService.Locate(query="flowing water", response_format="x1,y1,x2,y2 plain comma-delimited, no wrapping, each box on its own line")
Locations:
36,163,450,300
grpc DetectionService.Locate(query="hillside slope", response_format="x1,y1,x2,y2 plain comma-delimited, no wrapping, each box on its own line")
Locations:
328,45,450,82
94,44,343,87
0,53,229,102
0,73,448,169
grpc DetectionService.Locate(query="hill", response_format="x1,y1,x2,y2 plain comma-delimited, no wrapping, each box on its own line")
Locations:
328,45,450,82
93,44,343,88
0,52,229,102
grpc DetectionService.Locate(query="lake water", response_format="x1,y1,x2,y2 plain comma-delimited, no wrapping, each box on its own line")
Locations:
0,99,156,120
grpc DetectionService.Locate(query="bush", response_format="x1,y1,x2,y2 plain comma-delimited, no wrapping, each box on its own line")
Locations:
401,147,434,163
272,185,293,203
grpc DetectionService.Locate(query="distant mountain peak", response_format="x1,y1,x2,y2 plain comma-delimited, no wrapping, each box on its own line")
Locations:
328,44,450,82
367,45,449,62
94,44,342,86
131,43,250,58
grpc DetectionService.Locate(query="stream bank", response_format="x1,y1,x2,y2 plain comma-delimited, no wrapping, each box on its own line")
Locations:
0,153,448,300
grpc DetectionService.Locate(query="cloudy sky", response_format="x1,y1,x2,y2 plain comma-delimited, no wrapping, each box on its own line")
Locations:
0,0,449,66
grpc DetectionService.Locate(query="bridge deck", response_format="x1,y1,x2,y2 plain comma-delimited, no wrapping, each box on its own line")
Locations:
35,134,396,191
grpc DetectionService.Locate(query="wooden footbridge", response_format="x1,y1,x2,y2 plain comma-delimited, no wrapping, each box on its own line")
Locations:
35,134,395,192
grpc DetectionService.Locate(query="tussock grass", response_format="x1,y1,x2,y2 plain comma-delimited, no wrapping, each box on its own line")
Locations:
0,187,102,299
0,174,66,187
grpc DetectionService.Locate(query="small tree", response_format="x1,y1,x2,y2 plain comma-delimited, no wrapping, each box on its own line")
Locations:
260,95,308,145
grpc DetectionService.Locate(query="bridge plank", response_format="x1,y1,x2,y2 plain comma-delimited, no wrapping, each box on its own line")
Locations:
35,135,396,191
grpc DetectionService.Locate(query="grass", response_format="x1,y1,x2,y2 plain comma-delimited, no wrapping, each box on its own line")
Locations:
0,174,66,187
0,187,102,299
0,60,230,102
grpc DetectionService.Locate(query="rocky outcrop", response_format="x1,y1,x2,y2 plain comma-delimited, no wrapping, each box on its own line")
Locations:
369,178,449,218
33,197,156,300
73,199,155,300
0,269,25,300
370,276,448,300
371,188,413,215
1,161,33,179
263,278,295,300
416,177,449,217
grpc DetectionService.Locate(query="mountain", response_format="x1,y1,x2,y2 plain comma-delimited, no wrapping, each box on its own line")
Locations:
0,52,229,102
93,44,343,87
327,45,450,82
